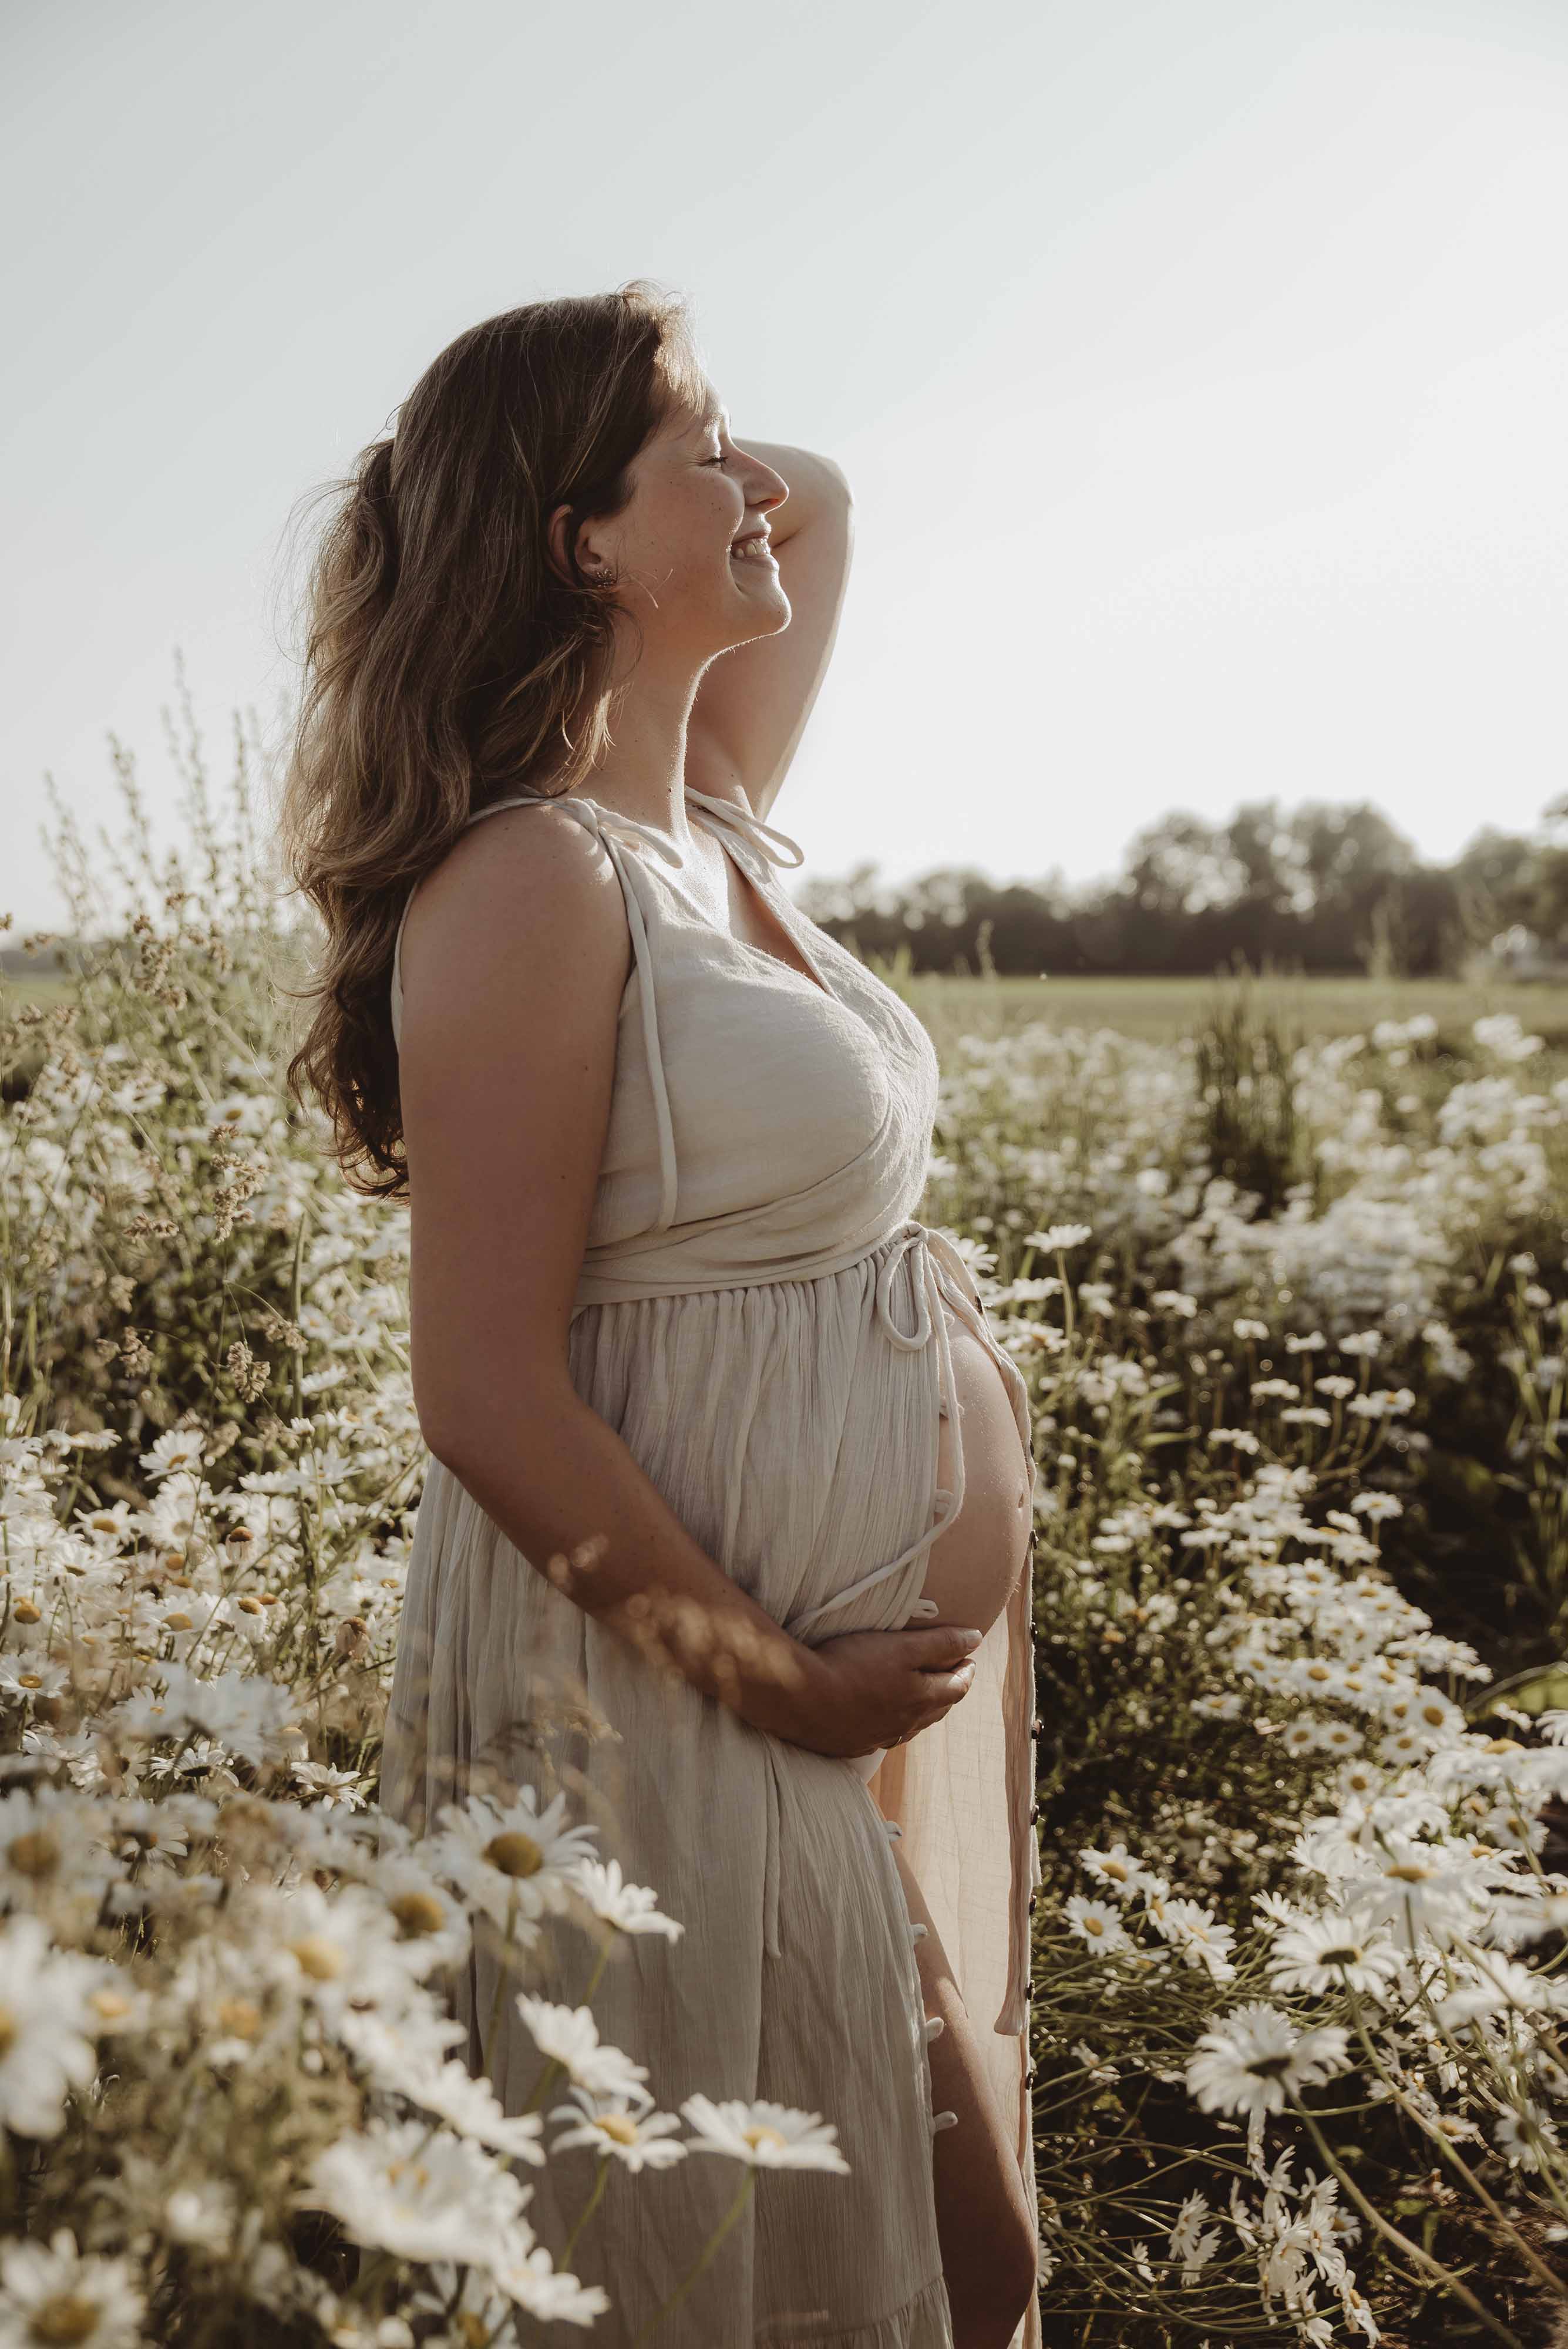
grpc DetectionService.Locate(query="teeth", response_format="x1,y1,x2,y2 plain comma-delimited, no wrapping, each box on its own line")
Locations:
731,537,772,561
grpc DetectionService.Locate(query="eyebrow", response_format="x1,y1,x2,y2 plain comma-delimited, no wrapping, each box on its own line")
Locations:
693,399,728,433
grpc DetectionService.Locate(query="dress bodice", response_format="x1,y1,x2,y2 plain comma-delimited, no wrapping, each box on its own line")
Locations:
390,786,942,1303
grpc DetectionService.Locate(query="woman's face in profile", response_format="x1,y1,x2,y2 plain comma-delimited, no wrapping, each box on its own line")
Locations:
561,383,793,659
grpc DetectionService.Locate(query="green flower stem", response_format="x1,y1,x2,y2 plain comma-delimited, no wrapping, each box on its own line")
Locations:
629,2169,756,2344
578,1919,615,2007
1293,2101,1525,2349
289,1203,308,1423
485,1887,521,2054
1376,1977,1568,2287
560,2155,612,2263
1342,1992,1559,2302
522,2053,563,2118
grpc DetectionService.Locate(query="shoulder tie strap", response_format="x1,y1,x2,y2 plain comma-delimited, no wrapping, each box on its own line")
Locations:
390,790,681,1234
684,787,806,873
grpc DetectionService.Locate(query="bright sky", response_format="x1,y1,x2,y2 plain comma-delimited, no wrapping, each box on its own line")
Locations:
4,0,1566,935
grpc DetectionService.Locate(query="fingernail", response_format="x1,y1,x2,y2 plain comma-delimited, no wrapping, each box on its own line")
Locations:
963,1629,982,1646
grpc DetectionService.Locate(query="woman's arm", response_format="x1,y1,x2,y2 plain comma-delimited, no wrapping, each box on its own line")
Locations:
398,805,978,1759
686,442,854,826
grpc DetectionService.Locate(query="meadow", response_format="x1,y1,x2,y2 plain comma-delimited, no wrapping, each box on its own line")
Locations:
8,742,1568,2345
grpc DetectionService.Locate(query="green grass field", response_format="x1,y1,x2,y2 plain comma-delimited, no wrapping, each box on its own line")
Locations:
14,965,1568,1049
893,968,1568,1047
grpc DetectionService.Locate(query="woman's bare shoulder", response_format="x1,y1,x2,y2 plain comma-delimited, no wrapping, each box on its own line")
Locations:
398,799,632,1049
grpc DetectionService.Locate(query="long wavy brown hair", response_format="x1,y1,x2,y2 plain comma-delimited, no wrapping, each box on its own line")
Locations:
275,277,707,1199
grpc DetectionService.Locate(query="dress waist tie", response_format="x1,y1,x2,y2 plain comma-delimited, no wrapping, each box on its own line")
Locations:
783,1220,967,1646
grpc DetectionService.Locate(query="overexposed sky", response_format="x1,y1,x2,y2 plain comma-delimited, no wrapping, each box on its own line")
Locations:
4,0,1566,933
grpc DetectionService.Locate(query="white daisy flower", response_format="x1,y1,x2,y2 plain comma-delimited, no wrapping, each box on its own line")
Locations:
1167,2190,1220,2283
1151,1899,1237,1981
336,2002,469,2090
256,1882,431,2025
1267,1911,1403,1998
514,1998,650,2101
138,1426,208,1481
488,2236,611,2327
297,2117,530,2266
0,2228,145,2349
680,2094,850,2172
1065,1895,1130,1953
0,1785,113,1919
1077,1842,1149,1899
1495,2105,1560,2172
1491,1890,1568,1948
163,2179,239,2253
399,2054,547,2165
0,1655,71,1704
429,1788,600,1936
549,2084,687,2170
569,1856,684,1941
0,1913,120,2140
1186,2002,1350,2120
364,1852,470,1974
1341,1836,1483,1950
1435,1954,1556,2031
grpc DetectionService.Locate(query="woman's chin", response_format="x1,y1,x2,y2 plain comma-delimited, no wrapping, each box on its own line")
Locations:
722,578,791,641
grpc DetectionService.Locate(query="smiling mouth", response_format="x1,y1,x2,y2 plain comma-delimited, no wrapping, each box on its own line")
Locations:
729,537,778,568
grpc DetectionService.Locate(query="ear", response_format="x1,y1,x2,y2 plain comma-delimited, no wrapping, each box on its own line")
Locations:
545,501,578,589
546,500,613,589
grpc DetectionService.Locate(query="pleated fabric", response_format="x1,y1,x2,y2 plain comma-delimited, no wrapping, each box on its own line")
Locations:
381,785,1040,2347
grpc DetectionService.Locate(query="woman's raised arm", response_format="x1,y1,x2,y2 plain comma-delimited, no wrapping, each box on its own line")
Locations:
686,440,854,825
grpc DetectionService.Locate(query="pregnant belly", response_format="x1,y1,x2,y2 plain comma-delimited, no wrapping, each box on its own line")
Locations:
918,1298,1032,1641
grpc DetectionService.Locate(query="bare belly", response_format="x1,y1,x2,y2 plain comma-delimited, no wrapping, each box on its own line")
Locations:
918,1299,1032,1640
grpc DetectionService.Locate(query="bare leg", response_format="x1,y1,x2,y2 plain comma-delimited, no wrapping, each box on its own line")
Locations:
891,1840,1038,2349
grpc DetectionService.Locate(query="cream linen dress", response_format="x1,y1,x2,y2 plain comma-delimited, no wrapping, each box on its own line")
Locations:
380,785,1041,2348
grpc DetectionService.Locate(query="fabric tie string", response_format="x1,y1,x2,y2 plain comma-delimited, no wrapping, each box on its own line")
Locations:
784,1220,968,1644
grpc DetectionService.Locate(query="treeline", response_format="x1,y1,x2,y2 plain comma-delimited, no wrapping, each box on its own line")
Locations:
796,795,1568,979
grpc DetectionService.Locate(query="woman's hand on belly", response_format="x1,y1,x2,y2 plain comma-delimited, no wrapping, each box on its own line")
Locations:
769,1622,985,1761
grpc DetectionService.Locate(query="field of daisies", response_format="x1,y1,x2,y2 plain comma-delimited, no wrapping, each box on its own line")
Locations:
9,742,1568,2348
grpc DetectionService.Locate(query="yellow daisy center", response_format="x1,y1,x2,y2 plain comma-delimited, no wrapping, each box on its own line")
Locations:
8,1829,60,1879
287,1933,346,1981
483,1831,543,1879
30,2293,102,2345
390,1890,446,1937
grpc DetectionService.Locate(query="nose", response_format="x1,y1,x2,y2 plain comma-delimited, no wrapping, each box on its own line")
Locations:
749,459,789,515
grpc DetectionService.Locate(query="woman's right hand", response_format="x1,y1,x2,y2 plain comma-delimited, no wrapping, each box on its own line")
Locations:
780,1623,985,1759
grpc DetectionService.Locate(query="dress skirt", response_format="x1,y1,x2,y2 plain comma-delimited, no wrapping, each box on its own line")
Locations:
379,1227,1038,2347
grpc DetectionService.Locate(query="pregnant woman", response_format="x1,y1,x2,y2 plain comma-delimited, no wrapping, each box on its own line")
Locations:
282,280,1041,2347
